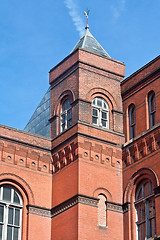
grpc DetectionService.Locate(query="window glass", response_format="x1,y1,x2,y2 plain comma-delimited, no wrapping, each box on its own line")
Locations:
3,187,11,202
102,120,106,127
144,181,151,197
14,192,20,205
102,112,107,119
0,224,3,240
151,95,155,112
62,99,71,112
0,206,4,223
103,102,107,109
97,98,102,107
129,104,136,139
148,92,156,128
7,226,12,240
92,109,98,117
8,207,14,225
13,228,18,240
92,99,96,105
15,209,20,226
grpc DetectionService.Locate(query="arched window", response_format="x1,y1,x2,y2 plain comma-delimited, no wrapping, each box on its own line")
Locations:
92,97,109,129
98,194,107,226
129,104,136,139
0,185,23,240
61,99,72,132
135,181,156,240
148,92,156,128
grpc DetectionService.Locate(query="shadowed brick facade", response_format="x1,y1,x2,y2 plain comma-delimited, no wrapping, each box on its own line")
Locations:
0,27,159,240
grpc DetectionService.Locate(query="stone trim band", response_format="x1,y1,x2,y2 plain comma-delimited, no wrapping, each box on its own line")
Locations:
51,194,99,217
27,195,129,218
107,201,123,213
27,205,51,218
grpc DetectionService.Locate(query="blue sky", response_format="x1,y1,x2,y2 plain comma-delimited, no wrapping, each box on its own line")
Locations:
0,0,159,130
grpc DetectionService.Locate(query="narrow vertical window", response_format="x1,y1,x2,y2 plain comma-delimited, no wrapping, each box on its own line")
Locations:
135,181,156,240
92,98,109,129
129,104,136,139
0,185,23,240
61,99,72,132
98,194,107,227
148,92,156,128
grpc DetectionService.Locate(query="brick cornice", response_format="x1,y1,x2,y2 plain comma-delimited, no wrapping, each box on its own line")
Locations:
49,114,59,123
27,204,51,218
112,109,123,115
107,201,123,213
51,194,99,217
71,98,91,106
51,122,124,151
122,124,160,168
0,135,51,153
121,55,160,85
27,197,128,218
123,123,160,148
78,60,124,78
121,68,160,98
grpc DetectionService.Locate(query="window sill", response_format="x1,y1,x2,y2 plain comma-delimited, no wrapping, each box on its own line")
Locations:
97,225,108,229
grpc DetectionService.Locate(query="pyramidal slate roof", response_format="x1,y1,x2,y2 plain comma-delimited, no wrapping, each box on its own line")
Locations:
71,26,111,58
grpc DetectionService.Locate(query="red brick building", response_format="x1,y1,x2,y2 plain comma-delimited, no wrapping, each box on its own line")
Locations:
122,56,160,240
0,26,159,240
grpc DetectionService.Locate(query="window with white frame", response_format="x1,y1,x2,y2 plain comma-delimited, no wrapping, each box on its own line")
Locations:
61,99,72,132
135,181,156,240
92,97,109,128
0,185,23,240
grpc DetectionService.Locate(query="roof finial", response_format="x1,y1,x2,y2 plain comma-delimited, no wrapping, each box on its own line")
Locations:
84,8,90,29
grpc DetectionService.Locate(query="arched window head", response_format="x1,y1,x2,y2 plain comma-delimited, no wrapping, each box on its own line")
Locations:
92,97,109,129
98,194,107,227
148,92,156,128
61,99,72,132
0,185,23,240
129,104,136,139
135,181,156,240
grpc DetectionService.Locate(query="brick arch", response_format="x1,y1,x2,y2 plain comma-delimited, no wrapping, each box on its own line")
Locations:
0,173,35,205
123,168,159,203
93,187,112,201
54,90,75,116
86,88,117,110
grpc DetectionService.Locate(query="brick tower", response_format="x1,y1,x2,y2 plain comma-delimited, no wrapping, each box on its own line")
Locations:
49,26,125,240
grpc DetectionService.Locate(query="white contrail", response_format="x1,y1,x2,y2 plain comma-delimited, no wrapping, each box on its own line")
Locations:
64,0,85,37
111,0,126,20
